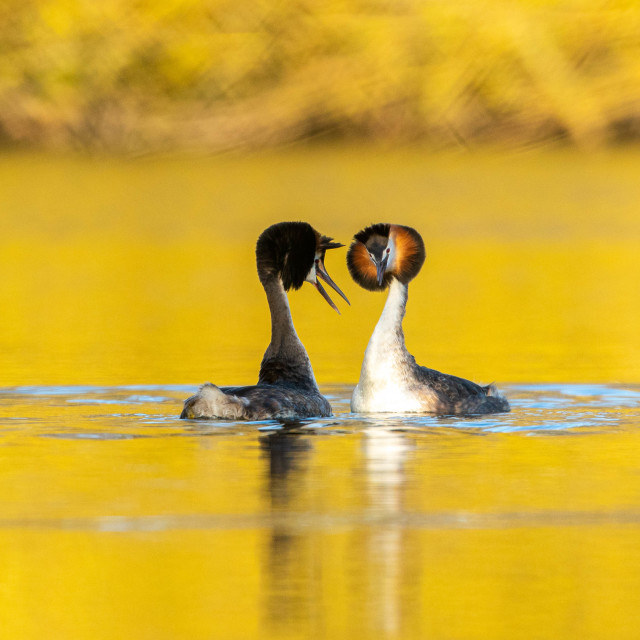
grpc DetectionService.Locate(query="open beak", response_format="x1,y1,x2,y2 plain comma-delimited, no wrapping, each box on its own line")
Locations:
376,255,388,286
313,258,350,314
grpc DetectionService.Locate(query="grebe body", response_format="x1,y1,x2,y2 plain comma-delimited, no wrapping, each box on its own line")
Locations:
181,221,348,421
347,223,509,415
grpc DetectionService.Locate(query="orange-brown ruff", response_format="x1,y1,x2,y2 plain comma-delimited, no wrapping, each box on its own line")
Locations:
181,221,349,421
347,223,509,415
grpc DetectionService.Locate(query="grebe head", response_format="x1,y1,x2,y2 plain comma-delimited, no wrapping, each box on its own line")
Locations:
256,221,350,312
347,223,425,291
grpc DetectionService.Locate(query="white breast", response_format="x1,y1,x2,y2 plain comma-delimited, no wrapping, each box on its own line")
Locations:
351,381,427,413
351,341,438,413
351,278,441,414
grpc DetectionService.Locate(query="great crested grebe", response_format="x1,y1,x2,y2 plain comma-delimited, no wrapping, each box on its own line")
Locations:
181,221,349,421
347,223,509,415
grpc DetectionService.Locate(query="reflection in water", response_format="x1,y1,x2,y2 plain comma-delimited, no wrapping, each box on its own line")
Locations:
361,428,412,638
259,423,416,639
260,426,317,636
260,426,314,507
1,385,640,638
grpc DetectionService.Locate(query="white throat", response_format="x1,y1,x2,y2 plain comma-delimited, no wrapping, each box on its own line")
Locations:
368,278,407,352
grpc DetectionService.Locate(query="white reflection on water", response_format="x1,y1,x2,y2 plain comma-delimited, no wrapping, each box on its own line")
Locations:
362,428,411,636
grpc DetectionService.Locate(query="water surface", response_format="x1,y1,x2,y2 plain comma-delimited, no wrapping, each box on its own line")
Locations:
1,150,640,639
2,384,640,639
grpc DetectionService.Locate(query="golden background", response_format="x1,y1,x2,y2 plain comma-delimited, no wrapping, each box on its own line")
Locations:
1,150,639,387
1,2,640,639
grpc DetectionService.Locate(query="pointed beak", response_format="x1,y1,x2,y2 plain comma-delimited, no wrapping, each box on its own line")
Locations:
376,255,388,286
313,279,340,314
317,258,350,305
313,258,350,314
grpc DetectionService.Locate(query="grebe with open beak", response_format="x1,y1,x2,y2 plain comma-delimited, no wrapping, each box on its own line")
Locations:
347,223,509,415
181,221,349,420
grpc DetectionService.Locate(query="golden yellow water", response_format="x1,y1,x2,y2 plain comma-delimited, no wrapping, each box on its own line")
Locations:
1,149,640,639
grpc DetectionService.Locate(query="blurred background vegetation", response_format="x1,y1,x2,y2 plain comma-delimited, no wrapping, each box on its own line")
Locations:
1,0,639,153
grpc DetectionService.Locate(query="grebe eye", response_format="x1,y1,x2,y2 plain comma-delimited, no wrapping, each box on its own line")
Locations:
386,248,390,254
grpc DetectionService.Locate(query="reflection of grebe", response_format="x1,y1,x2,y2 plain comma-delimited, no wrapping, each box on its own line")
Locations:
347,223,509,415
181,222,349,420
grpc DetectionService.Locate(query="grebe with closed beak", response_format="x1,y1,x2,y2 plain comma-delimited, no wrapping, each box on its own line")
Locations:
347,223,509,415
181,221,349,420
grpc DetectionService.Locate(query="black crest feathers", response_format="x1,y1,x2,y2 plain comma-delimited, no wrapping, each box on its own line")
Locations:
353,223,391,247
319,235,344,252
256,221,317,290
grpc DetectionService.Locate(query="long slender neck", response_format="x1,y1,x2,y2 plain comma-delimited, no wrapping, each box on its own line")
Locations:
362,278,413,369
263,276,297,348
258,276,318,389
373,278,409,346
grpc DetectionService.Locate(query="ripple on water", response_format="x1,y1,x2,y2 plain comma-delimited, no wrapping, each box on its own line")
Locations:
0,383,639,439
